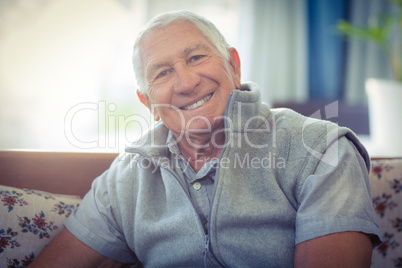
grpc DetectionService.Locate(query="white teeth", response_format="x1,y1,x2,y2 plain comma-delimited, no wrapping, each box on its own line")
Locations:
182,94,212,110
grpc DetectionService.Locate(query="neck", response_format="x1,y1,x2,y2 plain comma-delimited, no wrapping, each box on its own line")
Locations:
173,130,225,173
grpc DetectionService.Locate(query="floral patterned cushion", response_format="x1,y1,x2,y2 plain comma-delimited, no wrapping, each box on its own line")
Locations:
370,159,402,268
0,185,81,267
1,159,401,267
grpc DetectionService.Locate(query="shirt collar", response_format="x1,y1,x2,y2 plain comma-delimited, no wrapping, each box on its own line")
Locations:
166,130,218,180
166,130,181,155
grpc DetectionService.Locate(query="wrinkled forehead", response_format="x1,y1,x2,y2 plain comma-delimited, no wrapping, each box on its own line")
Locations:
139,20,209,51
138,21,217,67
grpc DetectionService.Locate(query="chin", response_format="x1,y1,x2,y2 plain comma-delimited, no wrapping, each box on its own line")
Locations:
190,116,225,132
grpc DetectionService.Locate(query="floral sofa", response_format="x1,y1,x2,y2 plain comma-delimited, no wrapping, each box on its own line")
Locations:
0,151,117,267
370,158,402,267
0,151,401,267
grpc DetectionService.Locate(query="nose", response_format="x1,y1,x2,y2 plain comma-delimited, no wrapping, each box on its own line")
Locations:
173,65,201,94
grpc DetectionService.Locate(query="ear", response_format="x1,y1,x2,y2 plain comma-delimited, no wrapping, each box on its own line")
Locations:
228,47,241,89
137,89,148,107
136,90,161,121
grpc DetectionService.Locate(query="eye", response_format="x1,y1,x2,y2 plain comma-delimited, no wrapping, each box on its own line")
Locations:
188,55,206,64
155,68,172,80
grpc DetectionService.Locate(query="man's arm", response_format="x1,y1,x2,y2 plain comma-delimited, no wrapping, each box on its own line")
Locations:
294,231,372,268
29,228,128,268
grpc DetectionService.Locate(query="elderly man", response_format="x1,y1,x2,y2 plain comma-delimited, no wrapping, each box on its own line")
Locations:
31,11,381,267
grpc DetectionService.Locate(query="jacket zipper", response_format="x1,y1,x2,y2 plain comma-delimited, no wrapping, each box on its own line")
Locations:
204,91,235,267
126,91,236,268
203,234,210,267
125,149,213,264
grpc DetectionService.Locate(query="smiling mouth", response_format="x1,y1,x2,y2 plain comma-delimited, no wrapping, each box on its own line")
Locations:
181,93,213,110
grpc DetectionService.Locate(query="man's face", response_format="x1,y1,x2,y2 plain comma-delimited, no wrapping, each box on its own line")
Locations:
138,21,241,138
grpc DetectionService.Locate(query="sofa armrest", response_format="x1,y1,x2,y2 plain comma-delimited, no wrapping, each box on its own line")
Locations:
0,151,117,198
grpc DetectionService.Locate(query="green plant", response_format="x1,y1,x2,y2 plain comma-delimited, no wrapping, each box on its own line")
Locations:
337,0,402,82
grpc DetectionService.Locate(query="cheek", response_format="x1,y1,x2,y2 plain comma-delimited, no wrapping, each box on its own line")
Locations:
215,62,239,87
233,75,241,89
148,88,171,105
157,106,184,122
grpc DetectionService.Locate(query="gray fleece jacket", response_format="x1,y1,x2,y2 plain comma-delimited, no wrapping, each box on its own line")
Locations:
66,82,380,267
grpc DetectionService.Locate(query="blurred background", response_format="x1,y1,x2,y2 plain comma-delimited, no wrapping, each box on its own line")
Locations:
0,0,396,153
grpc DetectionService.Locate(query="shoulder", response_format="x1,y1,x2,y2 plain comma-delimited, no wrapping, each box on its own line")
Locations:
266,107,343,160
269,107,336,135
268,106,364,158
264,106,370,189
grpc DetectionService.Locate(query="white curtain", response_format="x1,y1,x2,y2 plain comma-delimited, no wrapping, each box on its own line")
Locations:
344,0,397,104
238,0,308,105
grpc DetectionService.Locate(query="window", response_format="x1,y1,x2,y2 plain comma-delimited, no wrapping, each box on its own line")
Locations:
0,0,241,153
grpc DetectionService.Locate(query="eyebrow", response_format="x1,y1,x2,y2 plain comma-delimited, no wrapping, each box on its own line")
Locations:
183,44,211,57
147,44,212,79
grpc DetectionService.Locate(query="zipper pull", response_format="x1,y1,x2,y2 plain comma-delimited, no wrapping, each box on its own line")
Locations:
203,235,210,267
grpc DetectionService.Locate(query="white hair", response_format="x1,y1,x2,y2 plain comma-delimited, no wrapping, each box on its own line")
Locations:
133,10,230,94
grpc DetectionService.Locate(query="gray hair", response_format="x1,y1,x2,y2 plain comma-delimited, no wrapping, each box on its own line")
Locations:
133,10,230,95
